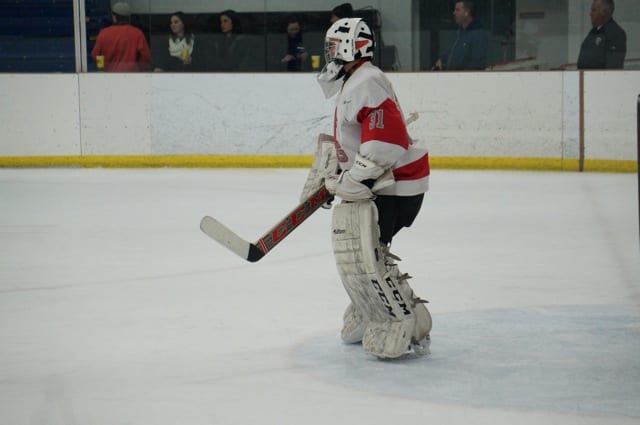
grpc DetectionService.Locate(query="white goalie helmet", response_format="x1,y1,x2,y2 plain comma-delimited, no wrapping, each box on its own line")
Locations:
317,17,375,99
324,17,375,65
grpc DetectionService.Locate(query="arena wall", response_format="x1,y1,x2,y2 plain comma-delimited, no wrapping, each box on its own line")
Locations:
0,71,638,171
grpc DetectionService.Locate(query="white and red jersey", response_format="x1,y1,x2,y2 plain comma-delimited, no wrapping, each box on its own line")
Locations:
333,60,429,196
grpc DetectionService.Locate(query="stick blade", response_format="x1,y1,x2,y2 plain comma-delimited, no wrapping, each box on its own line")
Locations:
200,216,264,262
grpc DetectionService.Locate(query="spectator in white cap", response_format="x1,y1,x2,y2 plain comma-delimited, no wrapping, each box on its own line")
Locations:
111,2,130,17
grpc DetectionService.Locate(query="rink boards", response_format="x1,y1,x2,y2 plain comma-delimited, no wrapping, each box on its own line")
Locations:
0,72,638,172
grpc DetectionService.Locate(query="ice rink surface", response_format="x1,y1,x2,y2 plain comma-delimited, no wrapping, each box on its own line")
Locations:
1,168,639,425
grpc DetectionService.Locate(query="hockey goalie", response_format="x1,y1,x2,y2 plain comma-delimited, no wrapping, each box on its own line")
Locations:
301,18,432,359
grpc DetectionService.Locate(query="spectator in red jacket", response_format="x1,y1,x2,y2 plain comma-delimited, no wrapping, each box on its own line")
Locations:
91,2,152,72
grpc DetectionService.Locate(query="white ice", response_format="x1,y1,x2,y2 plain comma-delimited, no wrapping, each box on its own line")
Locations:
1,168,639,425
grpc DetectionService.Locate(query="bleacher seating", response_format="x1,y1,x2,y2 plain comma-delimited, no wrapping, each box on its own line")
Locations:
0,0,73,17
0,16,75,37
0,36,74,71
0,0,108,72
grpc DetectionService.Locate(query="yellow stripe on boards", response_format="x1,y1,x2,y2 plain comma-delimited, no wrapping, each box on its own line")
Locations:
429,157,636,173
0,155,313,168
0,155,636,173
431,157,574,171
582,160,637,173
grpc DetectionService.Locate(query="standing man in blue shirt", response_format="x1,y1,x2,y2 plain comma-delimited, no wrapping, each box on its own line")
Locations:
432,1,488,71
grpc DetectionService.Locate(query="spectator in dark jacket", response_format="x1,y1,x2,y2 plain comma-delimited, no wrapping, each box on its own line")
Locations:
577,0,626,69
432,1,487,71
210,9,249,71
281,16,308,72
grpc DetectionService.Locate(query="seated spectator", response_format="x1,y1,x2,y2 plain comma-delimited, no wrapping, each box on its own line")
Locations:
330,3,354,24
281,16,308,72
91,2,152,72
577,0,626,69
154,12,203,72
432,1,487,71
210,9,249,71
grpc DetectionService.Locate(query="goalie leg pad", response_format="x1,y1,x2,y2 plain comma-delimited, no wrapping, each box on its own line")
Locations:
384,248,433,340
341,302,368,344
332,201,388,324
362,320,414,359
332,201,429,358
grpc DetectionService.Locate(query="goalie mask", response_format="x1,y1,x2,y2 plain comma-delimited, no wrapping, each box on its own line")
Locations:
317,17,375,99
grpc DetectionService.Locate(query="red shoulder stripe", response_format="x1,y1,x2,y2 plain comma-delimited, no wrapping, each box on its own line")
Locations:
357,98,409,150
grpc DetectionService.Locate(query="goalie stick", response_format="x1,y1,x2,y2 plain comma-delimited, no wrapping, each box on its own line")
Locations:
200,185,333,262
201,112,417,262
